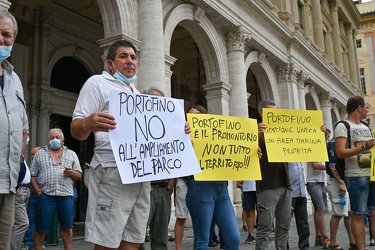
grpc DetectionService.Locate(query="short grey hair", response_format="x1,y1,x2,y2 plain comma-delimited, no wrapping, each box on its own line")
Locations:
258,99,276,113
0,10,18,39
48,128,65,141
143,87,165,97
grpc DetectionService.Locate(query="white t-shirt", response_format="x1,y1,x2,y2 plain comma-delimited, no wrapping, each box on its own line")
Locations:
72,71,139,169
306,162,326,183
242,180,256,192
334,120,372,177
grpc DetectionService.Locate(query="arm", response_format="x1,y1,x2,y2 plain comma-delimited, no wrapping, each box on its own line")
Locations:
70,112,116,141
63,168,82,181
329,165,346,196
311,162,326,170
236,181,243,189
30,176,42,198
335,137,370,159
167,179,175,192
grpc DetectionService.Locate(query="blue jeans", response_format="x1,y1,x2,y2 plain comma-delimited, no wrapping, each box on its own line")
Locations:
345,176,370,214
186,180,240,250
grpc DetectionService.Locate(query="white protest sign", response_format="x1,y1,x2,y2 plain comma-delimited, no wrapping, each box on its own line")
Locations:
109,90,201,184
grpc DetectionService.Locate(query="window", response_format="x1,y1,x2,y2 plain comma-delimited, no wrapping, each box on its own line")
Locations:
356,39,362,48
360,68,366,94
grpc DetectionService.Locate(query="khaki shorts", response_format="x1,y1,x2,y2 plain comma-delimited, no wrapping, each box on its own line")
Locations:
175,178,189,219
85,166,151,248
327,177,350,217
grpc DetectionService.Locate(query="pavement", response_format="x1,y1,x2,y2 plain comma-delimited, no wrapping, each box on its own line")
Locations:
44,213,373,250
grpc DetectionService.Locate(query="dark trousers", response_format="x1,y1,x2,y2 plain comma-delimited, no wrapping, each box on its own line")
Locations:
291,197,310,250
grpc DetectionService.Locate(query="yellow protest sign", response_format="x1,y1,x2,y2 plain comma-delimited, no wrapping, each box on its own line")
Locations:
263,108,328,162
187,113,261,181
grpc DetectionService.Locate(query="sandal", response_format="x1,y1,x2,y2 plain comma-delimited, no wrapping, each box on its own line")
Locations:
349,243,369,250
328,244,343,250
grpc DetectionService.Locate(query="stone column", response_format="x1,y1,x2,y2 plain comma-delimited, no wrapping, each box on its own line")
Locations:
346,24,359,87
137,0,166,93
37,102,54,147
202,82,231,115
276,63,300,109
311,0,324,49
330,0,343,70
226,27,251,118
165,55,177,97
297,71,308,110
325,30,334,63
319,92,333,132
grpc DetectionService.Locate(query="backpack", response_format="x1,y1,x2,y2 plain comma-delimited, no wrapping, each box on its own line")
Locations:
326,120,371,179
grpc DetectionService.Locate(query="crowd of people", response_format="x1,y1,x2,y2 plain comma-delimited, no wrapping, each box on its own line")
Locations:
2,8,375,250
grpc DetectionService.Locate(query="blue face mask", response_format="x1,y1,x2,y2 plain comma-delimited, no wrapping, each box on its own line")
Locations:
0,45,11,62
49,138,61,149
111,61,137,85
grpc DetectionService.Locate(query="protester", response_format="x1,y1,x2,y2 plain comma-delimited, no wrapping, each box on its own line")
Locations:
288,162,310,250
335,96,375,250
186,104,247,250
0,10,29,249
306,161,330,248
71,40,190,249
11,131,31,250
256,99,291,250
138,88,174,250
23,146,44,250
30,128,82,250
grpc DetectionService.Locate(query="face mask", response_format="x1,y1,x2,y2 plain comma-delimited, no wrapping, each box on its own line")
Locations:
26,137,30,145
49,138,61,149
111,61,137,85
0,45,12,62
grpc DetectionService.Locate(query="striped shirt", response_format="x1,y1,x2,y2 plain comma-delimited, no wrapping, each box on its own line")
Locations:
30,146,82,196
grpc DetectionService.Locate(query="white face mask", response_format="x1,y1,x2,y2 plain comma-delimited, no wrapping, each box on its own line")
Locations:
111,61,137,85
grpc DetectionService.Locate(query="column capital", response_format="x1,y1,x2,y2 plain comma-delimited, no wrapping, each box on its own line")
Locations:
226,27,251,52
276,63,299,82
319,92,333,107
39,102,54,117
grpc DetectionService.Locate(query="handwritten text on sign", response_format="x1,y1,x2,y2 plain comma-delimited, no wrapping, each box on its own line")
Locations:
263,108,328,162
187,114,261,181
109,90,201,184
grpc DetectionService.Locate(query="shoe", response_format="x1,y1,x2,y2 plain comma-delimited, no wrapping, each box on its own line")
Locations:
213,239,220,244
245,235,255,244
371,239,375,246
315,237,323,246
209,242,219,248
168,234,175,242
268,236,272,244
242,225,247,231
327,244,343,250
322,237,330,249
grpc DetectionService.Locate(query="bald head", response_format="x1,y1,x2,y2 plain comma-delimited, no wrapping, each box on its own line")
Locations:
31,146,41,159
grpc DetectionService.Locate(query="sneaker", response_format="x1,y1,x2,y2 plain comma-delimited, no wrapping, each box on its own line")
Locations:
242,225,247,231
371,239,375,246
322,237,330,249
168,234,175,242
268,236,273,244
208,242,219,248
145,233,150,242
245,235,255,244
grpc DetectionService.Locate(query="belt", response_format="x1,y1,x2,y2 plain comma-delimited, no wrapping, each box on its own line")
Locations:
151,182,168,188
20,184,30,188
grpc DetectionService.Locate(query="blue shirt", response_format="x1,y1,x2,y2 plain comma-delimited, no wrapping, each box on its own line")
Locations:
288,162,306,198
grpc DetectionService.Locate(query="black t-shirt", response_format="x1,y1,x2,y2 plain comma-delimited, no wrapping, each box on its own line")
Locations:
256,134,290,193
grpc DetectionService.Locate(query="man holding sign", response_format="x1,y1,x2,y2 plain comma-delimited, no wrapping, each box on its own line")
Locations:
71,40,149,250
256,99,291,250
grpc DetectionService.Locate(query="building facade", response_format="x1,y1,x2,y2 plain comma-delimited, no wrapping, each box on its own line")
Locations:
355,0,375,126
5,0,361,220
